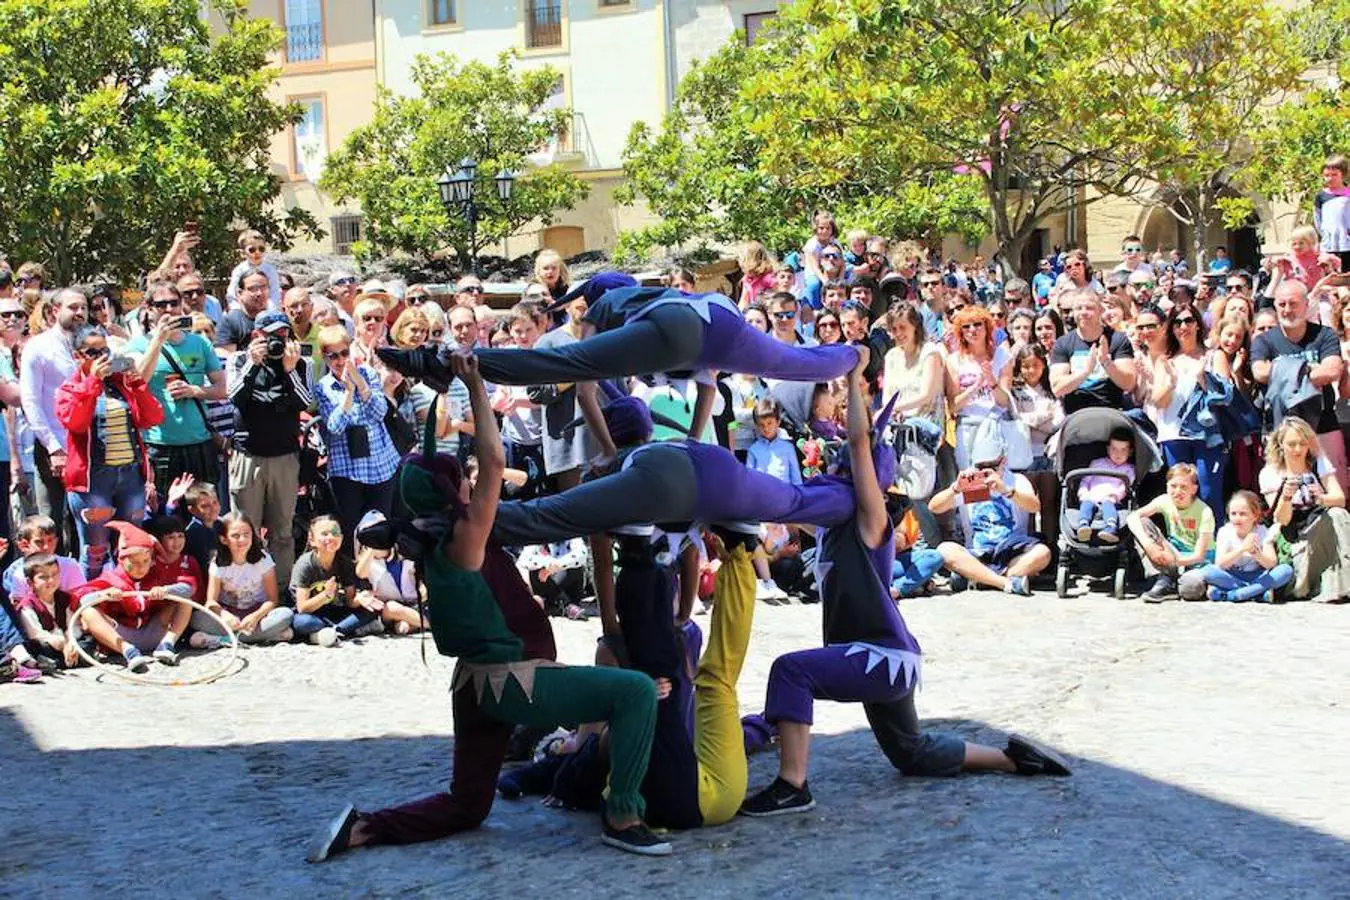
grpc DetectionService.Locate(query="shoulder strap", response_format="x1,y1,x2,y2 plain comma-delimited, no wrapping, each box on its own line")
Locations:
157,341,217,436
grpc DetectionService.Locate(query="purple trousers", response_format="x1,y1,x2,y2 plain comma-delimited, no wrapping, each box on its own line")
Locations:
474,302,858,385
492,442,855,546
764,642,918,726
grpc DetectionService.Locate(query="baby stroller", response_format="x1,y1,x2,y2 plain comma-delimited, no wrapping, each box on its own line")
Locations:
1052,408,1162,599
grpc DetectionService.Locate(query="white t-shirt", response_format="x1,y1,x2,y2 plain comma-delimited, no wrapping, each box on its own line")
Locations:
1215,523,1269,574
209,552,276,613
952,344,1011,420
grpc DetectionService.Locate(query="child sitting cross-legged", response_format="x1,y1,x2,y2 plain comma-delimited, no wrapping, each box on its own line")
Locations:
3,516,87,609
1076,427,1135,544
194,511,293,646
13,552,83,670
1126,463,1215,602
354,512,425,636
1188,491,1294,603
290,515,380,647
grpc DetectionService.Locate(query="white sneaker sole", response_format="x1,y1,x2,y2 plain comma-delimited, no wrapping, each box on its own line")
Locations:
600,833,673,856
738,798,816,818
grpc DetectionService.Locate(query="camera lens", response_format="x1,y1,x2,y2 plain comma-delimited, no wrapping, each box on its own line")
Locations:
266,336,285,359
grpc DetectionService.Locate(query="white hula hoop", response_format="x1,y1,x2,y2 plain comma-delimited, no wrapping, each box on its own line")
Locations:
67,594,242,687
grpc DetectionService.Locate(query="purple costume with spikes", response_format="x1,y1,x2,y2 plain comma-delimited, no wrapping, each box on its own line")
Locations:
760,404,967,777
473,285,859,386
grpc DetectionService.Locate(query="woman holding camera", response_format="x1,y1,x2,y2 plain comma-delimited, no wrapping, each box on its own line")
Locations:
55,324,165,578
314,325,401,545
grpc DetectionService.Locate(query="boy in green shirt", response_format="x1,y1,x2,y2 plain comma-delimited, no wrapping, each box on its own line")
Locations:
1126,463,1216,602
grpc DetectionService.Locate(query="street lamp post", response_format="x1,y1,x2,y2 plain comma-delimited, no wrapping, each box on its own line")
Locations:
437,156,516,277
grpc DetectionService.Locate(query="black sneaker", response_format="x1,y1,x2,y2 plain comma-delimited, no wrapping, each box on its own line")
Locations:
1005,734,1073,776
1143,575,1177,604
601,820,673,856
739,777,816,817
950,574,969,593
306,803,360,863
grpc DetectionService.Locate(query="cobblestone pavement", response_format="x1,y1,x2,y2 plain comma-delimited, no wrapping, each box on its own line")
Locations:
3,590,1348,898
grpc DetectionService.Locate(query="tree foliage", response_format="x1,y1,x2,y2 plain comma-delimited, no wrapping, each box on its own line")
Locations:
0,0,322,284
321,52,589,268
1225,2,1350,229
615,34,986,263
619,0,1318,269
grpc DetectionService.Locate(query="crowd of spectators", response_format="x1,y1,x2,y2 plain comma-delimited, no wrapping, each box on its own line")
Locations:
2,154,1350,685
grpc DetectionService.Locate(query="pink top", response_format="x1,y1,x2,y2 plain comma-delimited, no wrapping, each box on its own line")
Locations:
1078,456,1134,503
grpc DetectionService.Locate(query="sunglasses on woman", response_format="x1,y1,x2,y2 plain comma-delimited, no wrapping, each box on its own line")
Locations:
1172,316,1197,326
324,348,351,360
79,346,110,359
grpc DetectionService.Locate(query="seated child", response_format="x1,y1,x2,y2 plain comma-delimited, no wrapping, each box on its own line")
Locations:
145,515,204,602
516,537,590,621
1126,463,1216,602
2,515,86,607
168,479,223,579
1186,491,1294,602
352,510,424,636
194,511,293,646
291,515,375,647
13,553,82,670
1076,427,1135,544
889,498,944,599
72,522,194,672
1,590,45,682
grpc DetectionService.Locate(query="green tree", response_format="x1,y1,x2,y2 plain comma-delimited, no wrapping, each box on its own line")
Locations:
620,0,1313,272
1223,5,1350,230
0,0,321,284
616,36,987,264
321,52,589,269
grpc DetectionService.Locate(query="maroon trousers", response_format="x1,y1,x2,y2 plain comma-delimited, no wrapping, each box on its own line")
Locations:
361,681,513,843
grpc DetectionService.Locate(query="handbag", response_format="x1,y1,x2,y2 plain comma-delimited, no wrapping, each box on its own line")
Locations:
973,409,1033,472
382,390,419,455
158,344,229,453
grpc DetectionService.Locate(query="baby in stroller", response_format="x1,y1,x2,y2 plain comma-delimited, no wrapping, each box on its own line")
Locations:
1075,427,1136,545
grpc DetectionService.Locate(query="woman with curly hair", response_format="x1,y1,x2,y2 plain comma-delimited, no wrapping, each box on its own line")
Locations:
946,305,1012,470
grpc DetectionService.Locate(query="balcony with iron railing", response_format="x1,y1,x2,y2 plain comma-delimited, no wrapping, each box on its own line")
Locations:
525,0,562,49
286,21,324,63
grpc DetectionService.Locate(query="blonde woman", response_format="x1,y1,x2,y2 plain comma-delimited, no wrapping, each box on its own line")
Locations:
1258,416,1350,602
350,296,390,368
389,307,430,349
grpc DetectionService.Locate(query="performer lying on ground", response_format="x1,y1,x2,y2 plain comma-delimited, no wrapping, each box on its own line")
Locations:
497,516,761,828
306,350,670,861
740,350,1072,817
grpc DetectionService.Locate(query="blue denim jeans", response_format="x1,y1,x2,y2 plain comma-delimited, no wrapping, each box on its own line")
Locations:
292,607,378,638
1193,563,1294,602
1077,499,1120,533
67,463,147,578
891,549,945,598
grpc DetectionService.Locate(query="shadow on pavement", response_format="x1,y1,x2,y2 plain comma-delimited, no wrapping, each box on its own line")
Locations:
2,710,1345,898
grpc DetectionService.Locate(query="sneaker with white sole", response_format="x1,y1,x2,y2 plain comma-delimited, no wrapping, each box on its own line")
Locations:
307,803,360,863
153,642,180,666
309,627,341,648
189,632,229,650
123,648,151,673
600,821,673,856
739,777,816,817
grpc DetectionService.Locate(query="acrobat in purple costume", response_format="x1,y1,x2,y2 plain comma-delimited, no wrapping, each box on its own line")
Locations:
472,284,860,387
761,402,968,777
491,439,857,547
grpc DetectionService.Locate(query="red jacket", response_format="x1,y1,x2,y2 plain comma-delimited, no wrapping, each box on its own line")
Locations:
54,370,164,493
72,563,183,630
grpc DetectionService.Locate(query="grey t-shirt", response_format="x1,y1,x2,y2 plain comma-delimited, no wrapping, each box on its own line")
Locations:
531,327,595,474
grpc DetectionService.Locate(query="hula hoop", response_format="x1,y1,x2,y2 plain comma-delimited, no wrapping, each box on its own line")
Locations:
67,594,243,687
